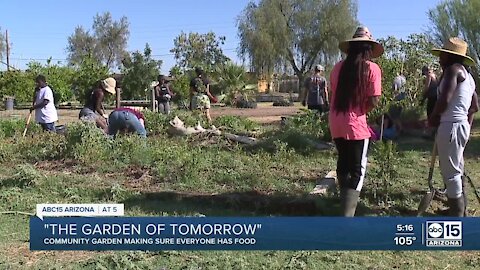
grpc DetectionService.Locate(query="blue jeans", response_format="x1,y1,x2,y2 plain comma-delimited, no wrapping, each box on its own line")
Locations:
108,111,147,138
40,122,56,132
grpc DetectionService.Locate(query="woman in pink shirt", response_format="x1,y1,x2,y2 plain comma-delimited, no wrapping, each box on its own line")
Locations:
329,26,384,216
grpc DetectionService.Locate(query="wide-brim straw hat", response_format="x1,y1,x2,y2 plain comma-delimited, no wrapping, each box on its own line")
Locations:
339,26,384,58
101,77,117,94
431,37,475,66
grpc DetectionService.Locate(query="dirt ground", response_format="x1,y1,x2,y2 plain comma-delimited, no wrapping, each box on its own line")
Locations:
0,103,302,125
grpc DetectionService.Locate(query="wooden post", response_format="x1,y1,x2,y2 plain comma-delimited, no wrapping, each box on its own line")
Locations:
151,85,156,112
6,30,10,71
115,88,121,108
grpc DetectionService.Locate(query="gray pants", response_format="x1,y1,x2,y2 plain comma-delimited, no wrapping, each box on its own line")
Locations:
436,121,470,199
158,101,170,114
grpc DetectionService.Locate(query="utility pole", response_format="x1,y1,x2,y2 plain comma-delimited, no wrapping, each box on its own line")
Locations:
6,29,10,71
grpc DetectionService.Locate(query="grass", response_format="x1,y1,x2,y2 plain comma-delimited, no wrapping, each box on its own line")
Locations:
0,112,480,269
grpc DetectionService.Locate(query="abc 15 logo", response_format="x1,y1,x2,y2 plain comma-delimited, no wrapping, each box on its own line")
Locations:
426,221,462,240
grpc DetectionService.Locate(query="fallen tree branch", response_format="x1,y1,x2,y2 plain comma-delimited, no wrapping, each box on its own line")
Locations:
0,211,35,216
224,133,258,145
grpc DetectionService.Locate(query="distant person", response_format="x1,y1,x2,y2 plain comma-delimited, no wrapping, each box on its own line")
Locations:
429,37,478,216
190,67,214,124
392,71,406,101
30,75,58,132
108,107,147,138
303,64,328,113
329,26,383,217
154,75,175,114
79,78,116,132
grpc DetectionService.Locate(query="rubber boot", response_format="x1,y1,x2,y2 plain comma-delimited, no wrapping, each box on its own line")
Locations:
448,195,465,217
340,188,360,217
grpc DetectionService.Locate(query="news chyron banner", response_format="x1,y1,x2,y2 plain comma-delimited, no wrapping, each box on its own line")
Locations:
30,204,480,250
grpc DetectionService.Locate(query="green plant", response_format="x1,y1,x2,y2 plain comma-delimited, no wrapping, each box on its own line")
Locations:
213,115,259,134
17,132,67,162
284,109,330,141
64,122,110,164
369,141,400,205
0,164,43,188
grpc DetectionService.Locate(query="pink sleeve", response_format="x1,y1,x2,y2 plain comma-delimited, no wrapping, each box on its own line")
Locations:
368,62,382,97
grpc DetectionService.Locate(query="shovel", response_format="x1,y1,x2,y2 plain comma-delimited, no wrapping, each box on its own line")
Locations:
416,142,438,216
22,112,33,137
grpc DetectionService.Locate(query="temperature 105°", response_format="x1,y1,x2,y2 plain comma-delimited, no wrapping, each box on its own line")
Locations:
394,236,416,246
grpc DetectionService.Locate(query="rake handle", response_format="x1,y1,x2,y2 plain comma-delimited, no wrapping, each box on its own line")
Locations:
22,112,32,137
427,142,437,189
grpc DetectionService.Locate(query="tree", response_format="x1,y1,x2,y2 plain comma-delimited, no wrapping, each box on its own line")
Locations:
121,44,162,100
214,62,256,104
237,0,358,89
73,54,109,103
67,12,130,70
170,31,229,72
428,0,480,67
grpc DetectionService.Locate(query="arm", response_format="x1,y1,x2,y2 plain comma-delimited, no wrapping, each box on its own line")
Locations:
94,90,106,116
366,96,380,113
421,76,431,101
468,91,479,126
166,85,175,96
429,65,463,126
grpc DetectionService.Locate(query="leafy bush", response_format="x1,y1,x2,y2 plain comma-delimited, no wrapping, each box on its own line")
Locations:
0,164,44,188
27,61,76,103
284,109,330,141
213,115,259,134
17,132,67,162
64,122,110,164
0,71,35,103
72,55,109,104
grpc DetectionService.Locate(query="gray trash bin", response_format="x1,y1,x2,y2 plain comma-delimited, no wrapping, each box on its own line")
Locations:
4,97,14,110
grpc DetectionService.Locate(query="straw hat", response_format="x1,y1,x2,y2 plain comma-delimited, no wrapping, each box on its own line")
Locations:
315,64,325,72
339,26,384,58
431,37,475,66
101,77,117,94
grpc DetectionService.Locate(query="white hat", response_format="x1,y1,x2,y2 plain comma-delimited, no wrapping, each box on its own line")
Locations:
101,77,117,94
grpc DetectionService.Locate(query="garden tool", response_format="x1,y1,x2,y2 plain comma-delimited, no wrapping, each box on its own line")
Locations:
22,111,33,137
464,173,480,205
416,142,438,216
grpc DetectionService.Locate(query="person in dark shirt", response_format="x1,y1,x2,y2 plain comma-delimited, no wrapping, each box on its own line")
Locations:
303,65,328,113
108,107,147,138
79,77,116,132
154,75,175,114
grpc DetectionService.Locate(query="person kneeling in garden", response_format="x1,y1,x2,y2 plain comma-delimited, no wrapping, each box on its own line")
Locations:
108,107,147,138
190,67,215,125
79,77,116,133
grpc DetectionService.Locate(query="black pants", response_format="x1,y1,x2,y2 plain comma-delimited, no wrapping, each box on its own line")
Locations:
334,138,369,191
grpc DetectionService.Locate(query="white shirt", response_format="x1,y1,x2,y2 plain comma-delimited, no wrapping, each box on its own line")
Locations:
439,66,476,123
34,86,58,124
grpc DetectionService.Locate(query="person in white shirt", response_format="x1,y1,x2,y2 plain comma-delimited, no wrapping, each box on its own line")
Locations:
30,75,58,132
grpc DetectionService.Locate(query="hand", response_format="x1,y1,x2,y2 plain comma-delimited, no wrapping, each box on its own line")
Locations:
29,107,34,112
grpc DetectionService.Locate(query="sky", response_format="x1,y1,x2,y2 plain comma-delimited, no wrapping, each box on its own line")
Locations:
1,0,442,73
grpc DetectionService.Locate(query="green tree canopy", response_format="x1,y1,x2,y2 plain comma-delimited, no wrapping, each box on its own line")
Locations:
428,0,480,67
121,44,162,100
170,31,229,73
237,0,358,82
67,12,130,70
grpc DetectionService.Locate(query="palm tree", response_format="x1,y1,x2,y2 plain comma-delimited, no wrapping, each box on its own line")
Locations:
215,61,257,106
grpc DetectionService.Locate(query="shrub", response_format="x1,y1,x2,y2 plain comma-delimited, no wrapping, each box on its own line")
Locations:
17,132,67,162
0,164,44,188
213,115,259,134
369,141,400,205
284,109,330,141
64,122,110,164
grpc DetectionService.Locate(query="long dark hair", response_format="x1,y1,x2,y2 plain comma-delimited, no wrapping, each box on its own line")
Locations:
333,42,373,113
